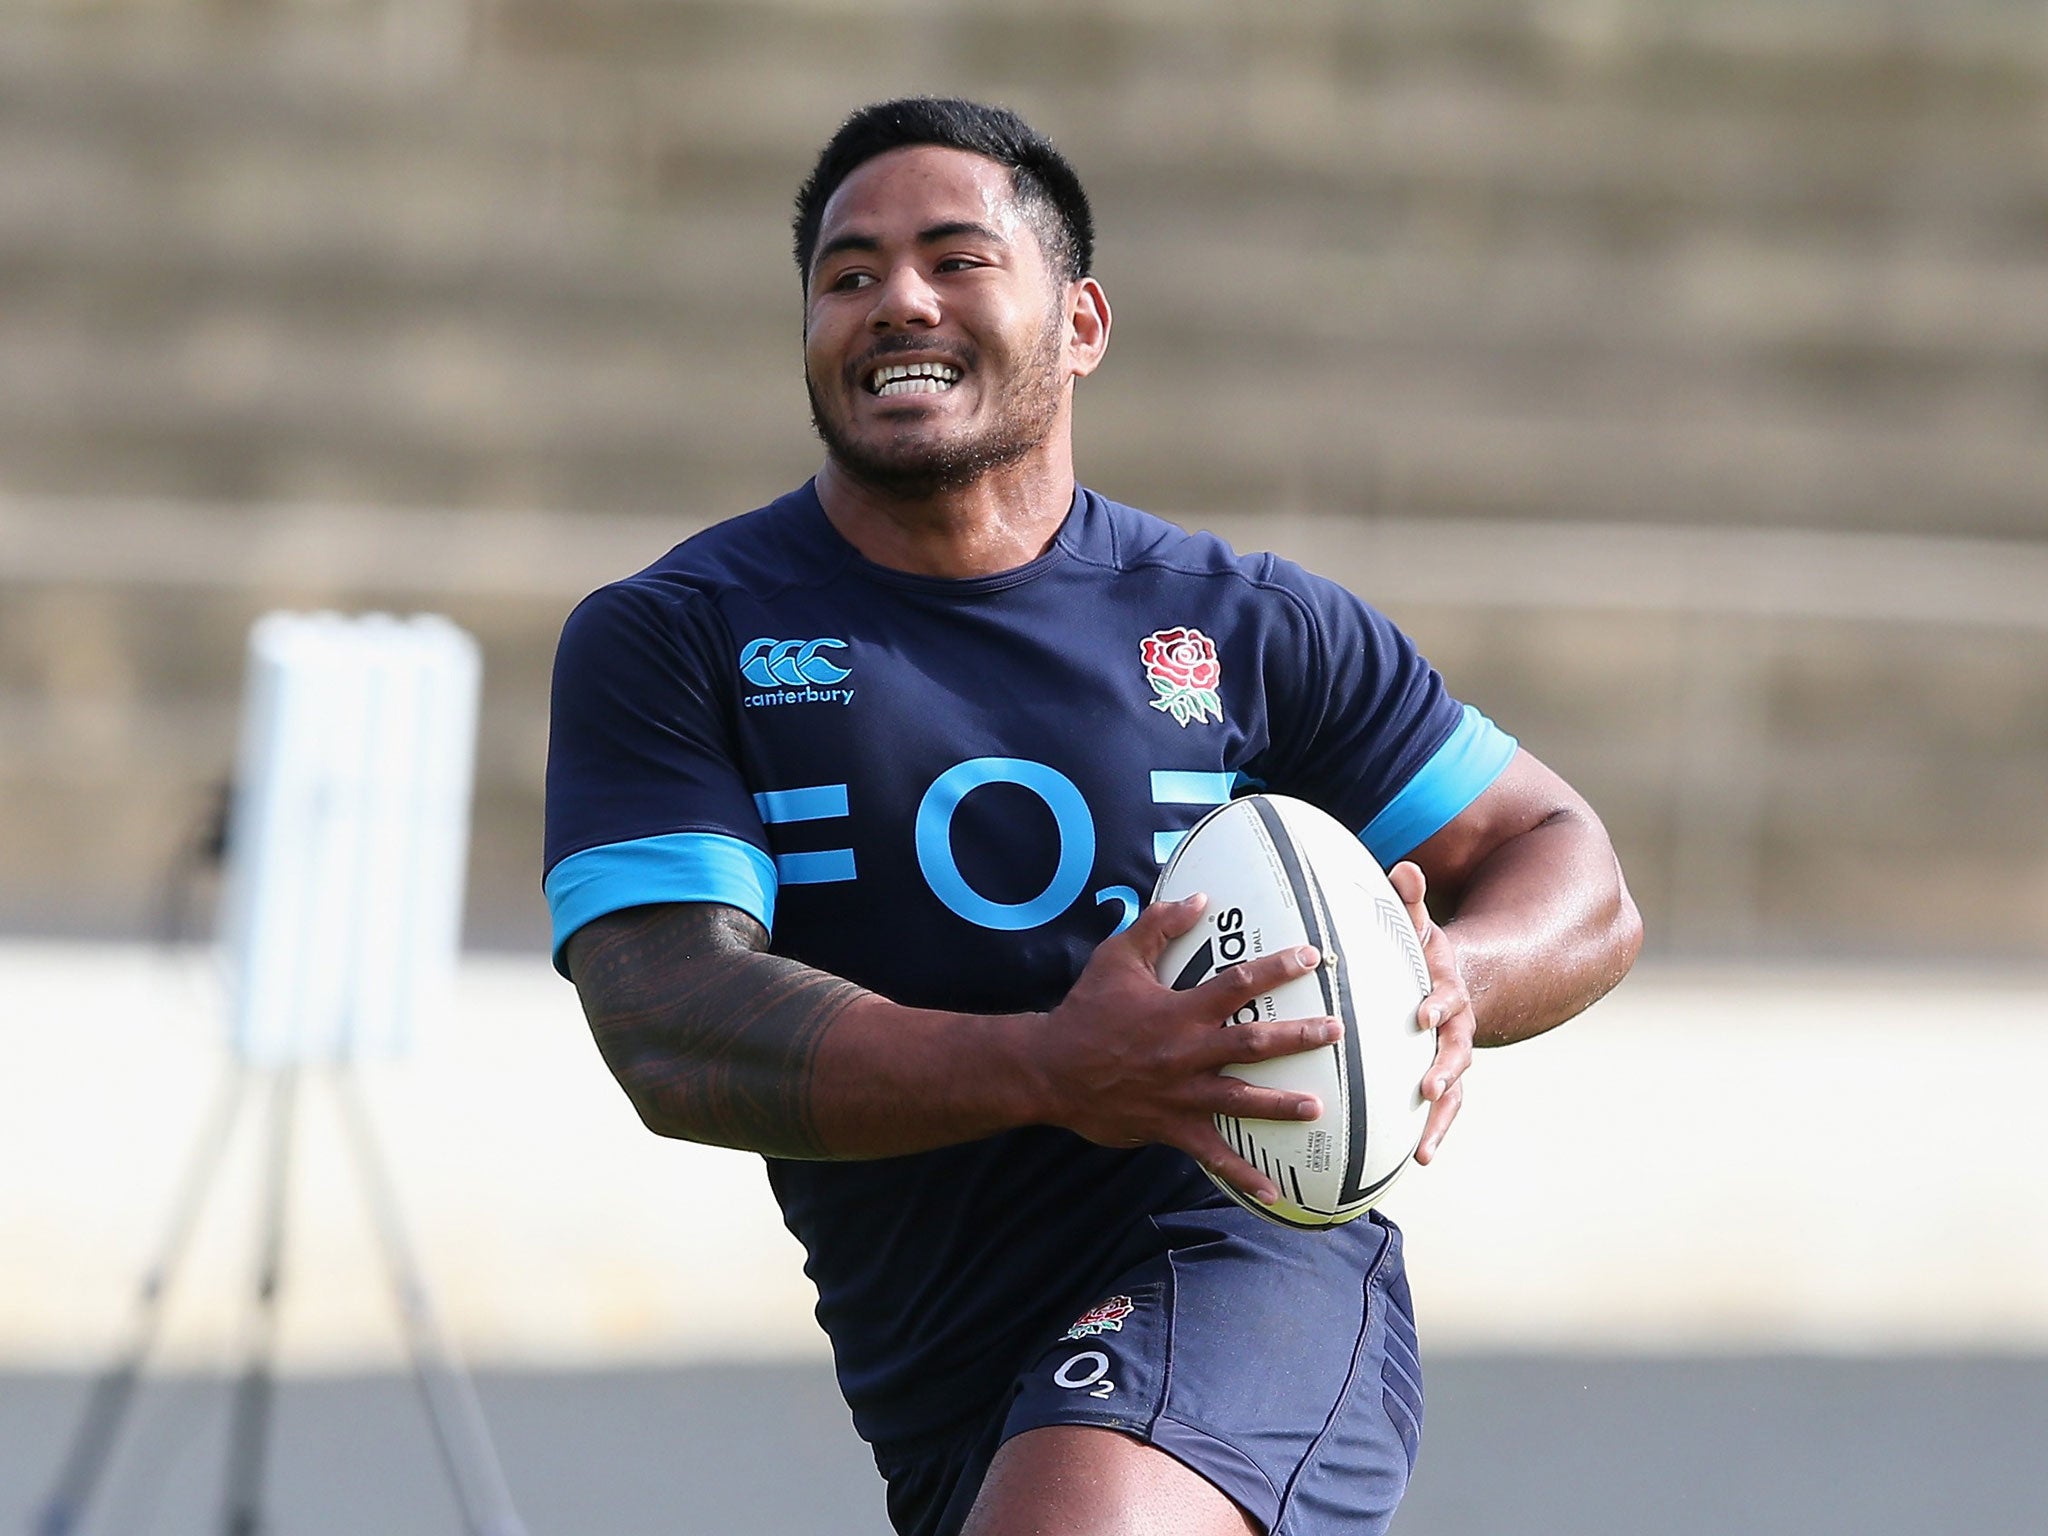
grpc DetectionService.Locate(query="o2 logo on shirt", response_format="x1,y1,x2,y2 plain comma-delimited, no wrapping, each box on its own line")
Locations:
739,638,854,707
758,757,1244,934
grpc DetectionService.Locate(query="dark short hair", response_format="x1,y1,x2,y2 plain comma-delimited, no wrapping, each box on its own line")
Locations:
792,98,1094,288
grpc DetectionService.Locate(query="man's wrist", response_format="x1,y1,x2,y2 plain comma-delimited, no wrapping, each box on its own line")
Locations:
974,1009,1057,1135
815,997,1056,1150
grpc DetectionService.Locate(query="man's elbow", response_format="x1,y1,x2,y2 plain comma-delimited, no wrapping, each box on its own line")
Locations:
627,1088,693,1142
1563,799,1643,989
605,1053,702,1143
1599,866,1645,994
583,1016,696,1141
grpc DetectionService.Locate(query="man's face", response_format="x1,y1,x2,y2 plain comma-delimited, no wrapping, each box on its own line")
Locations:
803,145,1080,498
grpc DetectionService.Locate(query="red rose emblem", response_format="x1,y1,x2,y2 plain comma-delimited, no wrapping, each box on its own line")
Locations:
1141,628,1221,691
1140,627,1224,727
1063,1294,1136,1339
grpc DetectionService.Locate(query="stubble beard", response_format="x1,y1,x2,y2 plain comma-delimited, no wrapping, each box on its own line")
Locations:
807,313,1066,500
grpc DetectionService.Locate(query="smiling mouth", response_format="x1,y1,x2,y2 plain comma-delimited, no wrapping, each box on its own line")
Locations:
866,361,963,397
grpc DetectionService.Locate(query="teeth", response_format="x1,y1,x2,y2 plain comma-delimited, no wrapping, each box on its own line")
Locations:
869,361,962,396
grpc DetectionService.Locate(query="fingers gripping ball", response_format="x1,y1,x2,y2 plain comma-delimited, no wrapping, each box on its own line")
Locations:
1153,795,1435,1228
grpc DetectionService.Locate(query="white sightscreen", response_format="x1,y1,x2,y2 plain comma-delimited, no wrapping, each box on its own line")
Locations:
220,613,481,1065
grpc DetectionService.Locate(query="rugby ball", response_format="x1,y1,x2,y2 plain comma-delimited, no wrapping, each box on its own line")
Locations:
1153,794,1435,1229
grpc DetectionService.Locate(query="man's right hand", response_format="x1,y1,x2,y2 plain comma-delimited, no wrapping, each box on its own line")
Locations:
1027,893,1341,1207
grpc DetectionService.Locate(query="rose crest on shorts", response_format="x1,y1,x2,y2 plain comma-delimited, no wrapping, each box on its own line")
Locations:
1141,627,1223,727
1062,1294,1136,1340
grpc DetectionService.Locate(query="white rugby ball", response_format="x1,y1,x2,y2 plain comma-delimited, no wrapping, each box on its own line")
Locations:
1153,794,1436,1229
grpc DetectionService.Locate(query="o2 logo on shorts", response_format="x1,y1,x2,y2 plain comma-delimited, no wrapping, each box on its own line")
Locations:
1053,1350,1116,1399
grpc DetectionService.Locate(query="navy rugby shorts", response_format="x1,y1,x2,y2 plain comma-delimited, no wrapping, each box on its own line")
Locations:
871,1203,1424,1536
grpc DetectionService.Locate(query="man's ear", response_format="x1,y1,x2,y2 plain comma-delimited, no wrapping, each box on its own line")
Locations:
1066,277,1112,380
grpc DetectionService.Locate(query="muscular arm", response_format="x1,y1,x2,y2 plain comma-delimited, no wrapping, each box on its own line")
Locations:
565,894,1340,1200
1410,747,1642,1048
1393,745,1643,1159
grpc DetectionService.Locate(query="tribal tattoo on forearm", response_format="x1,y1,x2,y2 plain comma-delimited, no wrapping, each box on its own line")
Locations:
565,903,867,1159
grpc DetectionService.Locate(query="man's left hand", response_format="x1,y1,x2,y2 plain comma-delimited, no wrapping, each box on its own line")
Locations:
1387,860,1473,1165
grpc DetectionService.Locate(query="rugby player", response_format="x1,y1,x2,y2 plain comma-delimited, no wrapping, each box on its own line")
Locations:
545,98,1641,1536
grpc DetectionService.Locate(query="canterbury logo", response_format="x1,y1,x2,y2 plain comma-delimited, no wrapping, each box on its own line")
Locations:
740,637,851,688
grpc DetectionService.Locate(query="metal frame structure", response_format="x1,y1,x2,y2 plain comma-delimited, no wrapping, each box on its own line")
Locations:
33,612,527,1536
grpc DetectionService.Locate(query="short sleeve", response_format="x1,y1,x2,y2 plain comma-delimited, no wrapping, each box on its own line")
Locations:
1255,562,1516,865
543,580,776,975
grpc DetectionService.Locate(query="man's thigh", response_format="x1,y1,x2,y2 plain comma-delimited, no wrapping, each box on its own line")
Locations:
962,1425,1255,1536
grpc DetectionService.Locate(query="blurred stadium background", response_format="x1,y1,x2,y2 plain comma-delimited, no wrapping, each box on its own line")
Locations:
3,0,2045,1532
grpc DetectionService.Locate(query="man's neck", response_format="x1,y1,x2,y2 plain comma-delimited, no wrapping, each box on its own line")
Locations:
814,454,1077,580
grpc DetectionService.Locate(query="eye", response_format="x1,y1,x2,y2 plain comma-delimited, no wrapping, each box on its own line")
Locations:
830,269,876,291
935,256,985,274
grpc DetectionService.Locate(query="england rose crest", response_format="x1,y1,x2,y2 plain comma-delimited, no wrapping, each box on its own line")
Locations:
1062,1295,1135,1340
1140,627,1223,727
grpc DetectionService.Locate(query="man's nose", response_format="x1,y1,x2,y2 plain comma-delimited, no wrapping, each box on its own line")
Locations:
868,265,941,330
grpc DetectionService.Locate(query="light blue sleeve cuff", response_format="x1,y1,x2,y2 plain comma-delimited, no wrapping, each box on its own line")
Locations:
545,831,778,977
1360,705,1518,866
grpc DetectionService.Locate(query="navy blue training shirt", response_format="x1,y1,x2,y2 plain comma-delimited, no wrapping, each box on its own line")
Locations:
545,480,1515,1446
